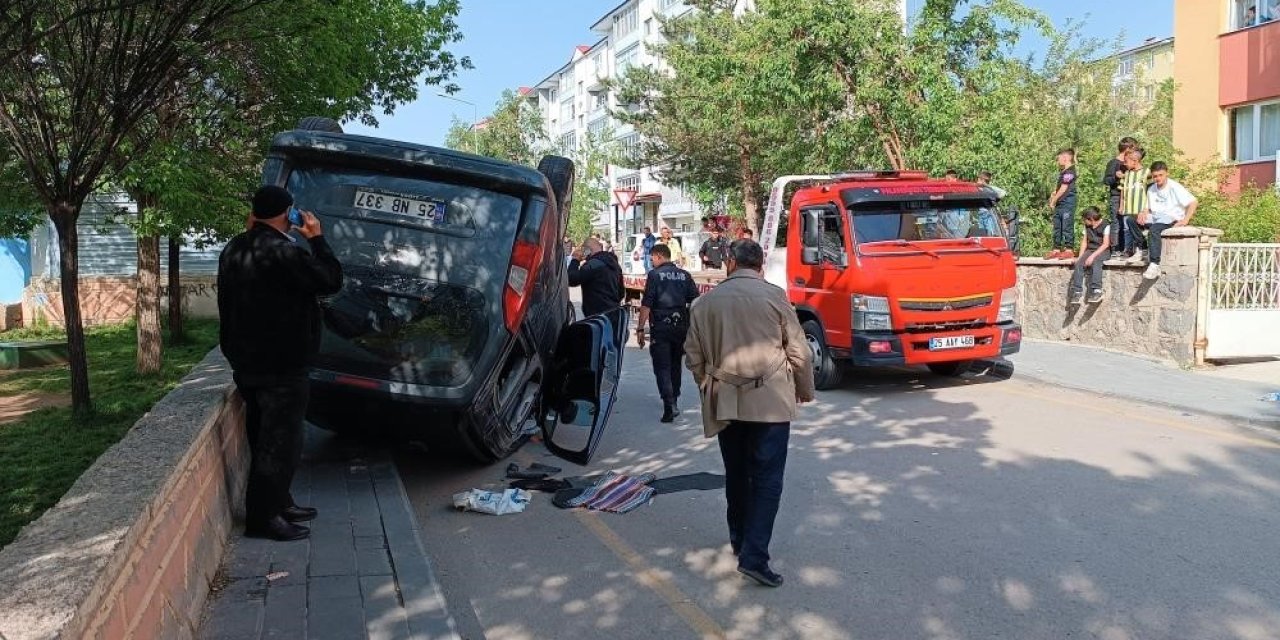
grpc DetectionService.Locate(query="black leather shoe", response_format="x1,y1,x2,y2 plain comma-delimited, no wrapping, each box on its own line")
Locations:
246,516,310,541
738,565,784,587
660,402,676,423
283,505,318,523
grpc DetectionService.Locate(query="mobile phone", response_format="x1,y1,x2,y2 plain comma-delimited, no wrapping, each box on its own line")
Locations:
287,206,304,227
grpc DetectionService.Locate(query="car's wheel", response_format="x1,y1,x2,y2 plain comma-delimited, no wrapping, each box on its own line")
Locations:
802,319,843,391
537,155,575,232
297,116,343,133
927,361,973,377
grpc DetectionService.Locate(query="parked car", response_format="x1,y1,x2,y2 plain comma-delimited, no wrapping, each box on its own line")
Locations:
262,117,628,464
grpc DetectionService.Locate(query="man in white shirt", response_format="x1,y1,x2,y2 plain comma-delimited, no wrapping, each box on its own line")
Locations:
1138,161,1198,280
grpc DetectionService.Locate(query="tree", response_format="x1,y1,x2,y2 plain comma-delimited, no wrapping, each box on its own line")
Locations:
563,128,619,241
0,0,269,413
115,0,468,372
444,89,548,165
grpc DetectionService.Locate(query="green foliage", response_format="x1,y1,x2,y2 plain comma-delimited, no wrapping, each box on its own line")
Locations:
444,89,548,165
1195,185,1280,244
0,320,220,548
565,128,620,242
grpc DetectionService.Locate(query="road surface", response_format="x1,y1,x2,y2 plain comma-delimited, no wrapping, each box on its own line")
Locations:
395,348,1280,640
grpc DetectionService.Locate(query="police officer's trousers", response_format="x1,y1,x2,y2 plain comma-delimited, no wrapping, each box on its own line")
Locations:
650,327,688,403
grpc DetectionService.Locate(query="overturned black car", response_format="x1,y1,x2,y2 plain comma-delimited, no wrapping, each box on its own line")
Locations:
262,117,627,464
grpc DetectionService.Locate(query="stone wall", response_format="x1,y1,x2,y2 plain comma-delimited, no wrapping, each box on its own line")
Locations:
1016,227,1217,366
22,275,219,328
0,350,247,640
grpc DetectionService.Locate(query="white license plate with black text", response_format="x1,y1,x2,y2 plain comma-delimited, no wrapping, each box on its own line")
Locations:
353,189,446,223
929,335,976,350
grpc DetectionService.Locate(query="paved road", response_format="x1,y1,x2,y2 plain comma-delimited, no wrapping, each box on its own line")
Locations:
395,347,1280,640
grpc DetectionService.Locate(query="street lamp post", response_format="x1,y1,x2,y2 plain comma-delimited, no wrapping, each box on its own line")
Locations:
437,93,479,154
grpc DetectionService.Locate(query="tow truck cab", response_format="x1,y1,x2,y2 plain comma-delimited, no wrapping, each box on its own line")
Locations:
763,171,1021,389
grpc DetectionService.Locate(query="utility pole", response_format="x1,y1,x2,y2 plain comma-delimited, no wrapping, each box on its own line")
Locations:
437,93,479,153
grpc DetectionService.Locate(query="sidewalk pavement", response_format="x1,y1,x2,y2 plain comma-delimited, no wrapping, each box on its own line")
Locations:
1009,340,1280,429
198,428,459,640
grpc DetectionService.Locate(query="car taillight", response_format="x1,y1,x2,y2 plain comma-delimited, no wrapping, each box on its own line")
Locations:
504,240,542,333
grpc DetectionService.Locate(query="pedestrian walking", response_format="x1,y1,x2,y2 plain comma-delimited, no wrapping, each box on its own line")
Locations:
1103,137,1138,253
641,226,657,272
684,239,815,588
656,227,685,267
568,237,624,317
699,228,730,271
217,186,344,541
1046,148,1079,259
1120,147,1152,265
636,244,700,422
1139,162,1198,280
1068,207,1112,305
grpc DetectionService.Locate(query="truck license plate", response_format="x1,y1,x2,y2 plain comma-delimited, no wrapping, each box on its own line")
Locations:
929,335,975,350
353,189,446,223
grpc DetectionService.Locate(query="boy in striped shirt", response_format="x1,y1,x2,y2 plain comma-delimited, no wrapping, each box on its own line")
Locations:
1119,148,1151,264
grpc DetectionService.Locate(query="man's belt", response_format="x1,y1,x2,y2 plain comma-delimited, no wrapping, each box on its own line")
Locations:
705,353,787,389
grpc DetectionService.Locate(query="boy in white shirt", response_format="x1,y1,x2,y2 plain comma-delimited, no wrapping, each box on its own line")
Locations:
1138,161,1198,280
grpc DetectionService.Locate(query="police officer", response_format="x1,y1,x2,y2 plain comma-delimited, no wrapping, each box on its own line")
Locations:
636,243,700,422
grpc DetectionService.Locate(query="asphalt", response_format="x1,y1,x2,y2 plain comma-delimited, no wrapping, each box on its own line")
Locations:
1009,340,1280,429
395,341,1280,640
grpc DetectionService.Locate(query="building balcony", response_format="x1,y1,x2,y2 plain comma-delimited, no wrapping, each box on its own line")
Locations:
1219,19,1280,107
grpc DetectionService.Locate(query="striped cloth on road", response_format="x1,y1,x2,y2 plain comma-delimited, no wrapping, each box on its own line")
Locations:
564,472,657,514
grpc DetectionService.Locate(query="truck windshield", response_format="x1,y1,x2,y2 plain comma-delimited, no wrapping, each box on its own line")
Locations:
852,201,1004,244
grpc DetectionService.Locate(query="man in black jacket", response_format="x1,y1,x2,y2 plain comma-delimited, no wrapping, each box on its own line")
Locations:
567,237,623,317
218,185,344,541
699,228,730,271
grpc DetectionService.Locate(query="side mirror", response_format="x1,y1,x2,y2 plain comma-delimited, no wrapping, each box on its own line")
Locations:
801,209,822,265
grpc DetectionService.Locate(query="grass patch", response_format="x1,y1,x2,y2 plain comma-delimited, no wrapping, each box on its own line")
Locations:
0,320,219,548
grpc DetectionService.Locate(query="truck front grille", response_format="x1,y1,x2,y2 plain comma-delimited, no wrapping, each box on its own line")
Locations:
904,319,988,334
899,295,993,312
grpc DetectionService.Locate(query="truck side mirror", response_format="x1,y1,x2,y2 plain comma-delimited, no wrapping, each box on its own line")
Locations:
801,209,822,265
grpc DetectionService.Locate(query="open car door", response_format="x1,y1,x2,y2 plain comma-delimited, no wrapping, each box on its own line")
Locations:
539,305,629,465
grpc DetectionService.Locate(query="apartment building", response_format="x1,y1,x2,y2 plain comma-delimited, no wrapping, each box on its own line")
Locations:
1173,0,1279,190
524,0,702,244
1109,36,1175,112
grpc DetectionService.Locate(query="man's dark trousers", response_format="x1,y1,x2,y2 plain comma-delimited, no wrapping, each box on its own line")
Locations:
235,373,309,526
718,420,789,571
650,325,686,403
1108,194,1127,251
1053,203,1075,249
1069,250,1111,296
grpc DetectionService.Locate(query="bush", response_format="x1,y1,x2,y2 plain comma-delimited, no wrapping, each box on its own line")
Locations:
1193,185,1280,244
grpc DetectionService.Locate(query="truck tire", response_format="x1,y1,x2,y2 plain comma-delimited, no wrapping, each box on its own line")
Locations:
927,361,973,377
538,155,575,232
297,116,343,133
802,319,843,391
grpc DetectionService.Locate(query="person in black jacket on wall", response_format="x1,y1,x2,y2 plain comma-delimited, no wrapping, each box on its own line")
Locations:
218,185,344,541
567,237,624,317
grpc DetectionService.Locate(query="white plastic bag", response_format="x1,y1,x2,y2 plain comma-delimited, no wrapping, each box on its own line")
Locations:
452,488,531,515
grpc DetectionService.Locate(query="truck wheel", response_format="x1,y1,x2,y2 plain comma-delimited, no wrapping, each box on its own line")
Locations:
802,319,843,391
927,361,973,377
296,116,344,133
538,155,575,232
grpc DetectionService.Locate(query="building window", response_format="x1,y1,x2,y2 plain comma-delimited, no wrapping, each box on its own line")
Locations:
615,5,638,39
616,45,640,74
1230,100,1280,162
590,91,608,112
1143,85,1156,102
560,96,575,123
644,18,653,35
661,0,682,10
617,132,641,167
1116,58,1134,78
616,172,641,190
560,132,578,155
1232,0,1277,30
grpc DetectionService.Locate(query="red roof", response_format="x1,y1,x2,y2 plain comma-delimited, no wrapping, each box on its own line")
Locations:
517,86,532,96
576,45,591,54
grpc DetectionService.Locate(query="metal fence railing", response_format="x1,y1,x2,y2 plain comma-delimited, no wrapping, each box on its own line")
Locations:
1209,243,1280,310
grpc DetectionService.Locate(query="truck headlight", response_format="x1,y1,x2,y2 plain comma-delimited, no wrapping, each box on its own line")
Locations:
853,294,892,331
997,286,1018,323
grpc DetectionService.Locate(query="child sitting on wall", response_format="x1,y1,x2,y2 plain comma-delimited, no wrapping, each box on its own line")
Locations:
1068,207,1111,305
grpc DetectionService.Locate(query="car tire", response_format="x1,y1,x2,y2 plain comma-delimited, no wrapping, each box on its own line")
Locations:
297,116,344,134
803,319,843,391
927,361,973,377
457,356,541,462
537,155,575,231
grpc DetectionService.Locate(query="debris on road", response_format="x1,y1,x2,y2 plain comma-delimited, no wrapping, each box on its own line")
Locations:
452,488,532,515
1261,392,1280,402
557,471,656,513
265,571,289,582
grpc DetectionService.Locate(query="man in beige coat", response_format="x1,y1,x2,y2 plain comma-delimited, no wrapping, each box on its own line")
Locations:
684,239,815,587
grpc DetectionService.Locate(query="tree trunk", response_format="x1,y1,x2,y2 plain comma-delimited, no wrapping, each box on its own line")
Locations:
168,234,183,343
739,149,761,234
136,231,162,375
50,205,92,416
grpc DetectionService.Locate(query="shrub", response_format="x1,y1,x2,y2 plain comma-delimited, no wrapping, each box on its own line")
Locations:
1194,185,1280,244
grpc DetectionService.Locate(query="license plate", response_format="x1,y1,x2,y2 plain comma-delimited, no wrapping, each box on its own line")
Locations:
929,335,975,350
353,189,446,223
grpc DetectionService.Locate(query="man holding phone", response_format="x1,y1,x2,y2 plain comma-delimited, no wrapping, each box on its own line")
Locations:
218,185,344,541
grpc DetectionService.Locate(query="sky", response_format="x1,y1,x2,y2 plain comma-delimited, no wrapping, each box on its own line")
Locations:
345,0,1174,147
